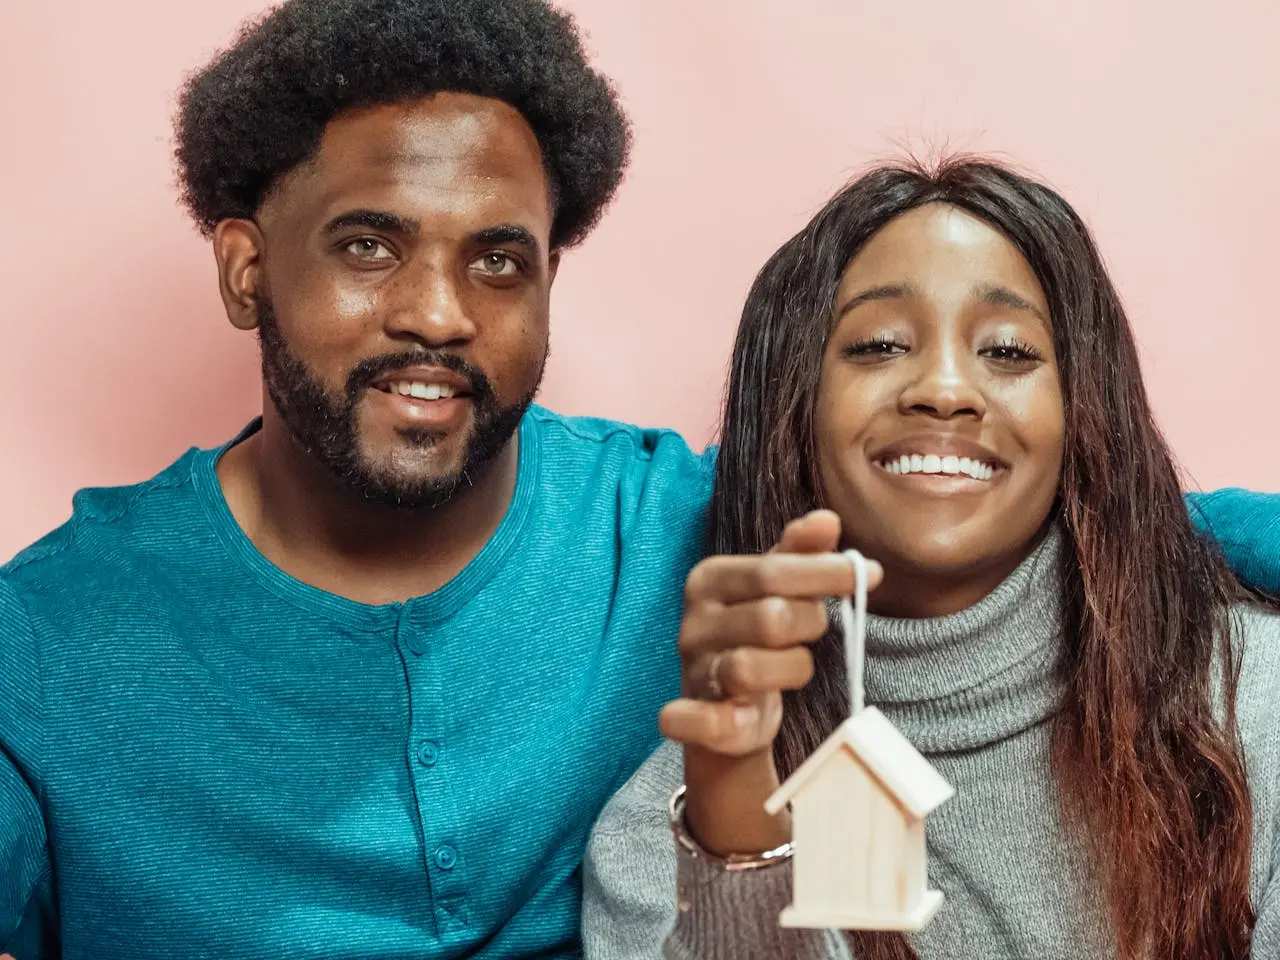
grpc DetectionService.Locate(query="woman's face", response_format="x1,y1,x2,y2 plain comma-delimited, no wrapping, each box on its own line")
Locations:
815,202,1065,617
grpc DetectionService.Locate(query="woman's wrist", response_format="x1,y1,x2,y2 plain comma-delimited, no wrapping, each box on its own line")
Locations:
683,745,791,856
670,784,794,870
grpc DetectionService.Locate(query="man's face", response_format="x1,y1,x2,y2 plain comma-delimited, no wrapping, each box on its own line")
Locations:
221,92,558,507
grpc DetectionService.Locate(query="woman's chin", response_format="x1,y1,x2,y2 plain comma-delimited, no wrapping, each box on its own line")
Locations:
848,524,1046,607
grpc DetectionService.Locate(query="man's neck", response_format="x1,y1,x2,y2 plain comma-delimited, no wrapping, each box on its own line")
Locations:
217,417,520,605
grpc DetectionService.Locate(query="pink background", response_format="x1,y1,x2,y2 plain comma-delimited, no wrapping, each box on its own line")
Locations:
2,1,1278,564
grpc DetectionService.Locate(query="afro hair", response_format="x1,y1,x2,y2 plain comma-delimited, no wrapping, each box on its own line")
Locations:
174,0,631,249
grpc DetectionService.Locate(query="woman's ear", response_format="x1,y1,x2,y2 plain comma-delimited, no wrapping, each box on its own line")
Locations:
213,219,266,331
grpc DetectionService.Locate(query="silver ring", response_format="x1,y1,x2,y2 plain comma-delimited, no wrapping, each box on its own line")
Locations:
705,651,727,700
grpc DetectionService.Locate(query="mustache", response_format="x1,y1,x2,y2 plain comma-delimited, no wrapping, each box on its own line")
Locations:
345,350,496,407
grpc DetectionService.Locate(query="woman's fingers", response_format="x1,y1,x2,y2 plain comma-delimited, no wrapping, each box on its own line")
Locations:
684,552,878,608
769,509,843,556
680,595,830,659
684,646,816,700
659,693,783,757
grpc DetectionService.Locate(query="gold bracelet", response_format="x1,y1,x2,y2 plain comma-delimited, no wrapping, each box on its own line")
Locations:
667,784,795,872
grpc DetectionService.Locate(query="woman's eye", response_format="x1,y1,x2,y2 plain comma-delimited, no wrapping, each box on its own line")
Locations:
474,252,520,278
344,238,394,261
981,340,1044,365
843,337,907,360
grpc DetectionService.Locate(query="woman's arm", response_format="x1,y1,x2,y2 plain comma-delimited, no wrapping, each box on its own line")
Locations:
583,510,874,960
581,741,850,960
1252,854,1280,955
582,743,682,960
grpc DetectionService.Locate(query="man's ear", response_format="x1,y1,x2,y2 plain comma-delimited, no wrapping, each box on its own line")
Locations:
213,219,266,331
548,249,561,286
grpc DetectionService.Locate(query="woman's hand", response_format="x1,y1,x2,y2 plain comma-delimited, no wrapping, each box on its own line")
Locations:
659,510,882,856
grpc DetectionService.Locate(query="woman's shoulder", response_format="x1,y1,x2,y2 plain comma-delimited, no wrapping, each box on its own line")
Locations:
1226,603,1280,800
1227,602,1280,727
1225,603,1280,909
592,739,685,838
1228,600,1280,687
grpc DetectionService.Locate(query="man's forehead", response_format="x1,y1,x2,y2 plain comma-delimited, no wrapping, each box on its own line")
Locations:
270,93,551,225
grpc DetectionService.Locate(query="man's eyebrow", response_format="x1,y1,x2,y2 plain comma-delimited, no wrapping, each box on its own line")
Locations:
322,210,420,235
976,284,1050,325
834,283,917,321
472,224,540,255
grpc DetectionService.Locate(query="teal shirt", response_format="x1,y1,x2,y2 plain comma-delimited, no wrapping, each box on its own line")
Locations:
0,407,713,959
0,404,1275,959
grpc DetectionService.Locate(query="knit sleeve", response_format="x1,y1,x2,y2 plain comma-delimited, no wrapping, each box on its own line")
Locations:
1229,603,1280,955
665,843,850,960
1254,853,1280,954
581,741,849,960
1185,490,1280,594
581,744,682,960
1248,736,1280,953
0,576,54,957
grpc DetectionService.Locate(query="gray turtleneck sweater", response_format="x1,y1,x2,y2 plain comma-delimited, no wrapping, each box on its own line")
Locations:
580,532,1280,959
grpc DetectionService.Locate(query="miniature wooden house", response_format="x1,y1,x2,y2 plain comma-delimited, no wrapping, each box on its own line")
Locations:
765,705,954,931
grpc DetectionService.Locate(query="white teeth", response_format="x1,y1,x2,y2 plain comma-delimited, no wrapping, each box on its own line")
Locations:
877,453,998,481
389,381,456,400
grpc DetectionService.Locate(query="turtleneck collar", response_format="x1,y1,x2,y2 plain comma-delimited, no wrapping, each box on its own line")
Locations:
862,525,1065,754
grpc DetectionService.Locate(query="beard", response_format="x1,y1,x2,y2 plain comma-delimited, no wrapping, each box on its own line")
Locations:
256,296,542,509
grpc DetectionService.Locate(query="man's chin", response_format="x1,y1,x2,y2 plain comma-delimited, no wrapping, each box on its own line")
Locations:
345,468,470,510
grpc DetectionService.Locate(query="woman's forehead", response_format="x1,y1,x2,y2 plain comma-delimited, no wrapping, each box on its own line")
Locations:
836,204,1049,319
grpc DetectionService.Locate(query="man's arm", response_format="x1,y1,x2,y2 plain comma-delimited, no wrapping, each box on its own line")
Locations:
1186,490,1280,594
0,577,54,959
0,762,51,959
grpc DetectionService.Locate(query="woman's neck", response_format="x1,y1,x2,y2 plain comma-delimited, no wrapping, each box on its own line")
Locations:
863,525,1065,753
863,525,1051,619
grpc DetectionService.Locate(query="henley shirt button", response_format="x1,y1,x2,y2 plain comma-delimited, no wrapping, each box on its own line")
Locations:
417,741,440,767
434,845,458,871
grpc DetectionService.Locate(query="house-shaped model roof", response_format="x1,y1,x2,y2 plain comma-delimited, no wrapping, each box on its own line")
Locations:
766,706,953,818
765,705,954,931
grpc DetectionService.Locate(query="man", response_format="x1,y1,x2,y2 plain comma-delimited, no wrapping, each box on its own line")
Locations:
1,0,1276,957
1,1,709,956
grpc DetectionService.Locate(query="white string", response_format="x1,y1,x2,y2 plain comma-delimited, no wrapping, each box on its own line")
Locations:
839,549,868,716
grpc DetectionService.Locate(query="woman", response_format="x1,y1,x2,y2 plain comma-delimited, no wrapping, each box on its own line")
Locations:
581,157,1280,959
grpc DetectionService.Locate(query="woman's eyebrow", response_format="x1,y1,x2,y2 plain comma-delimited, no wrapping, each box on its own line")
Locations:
834,283,916,321
976,283,1050,326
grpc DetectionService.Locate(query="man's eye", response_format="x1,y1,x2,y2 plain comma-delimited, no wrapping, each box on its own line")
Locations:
345,238,393,260
474,252,520,277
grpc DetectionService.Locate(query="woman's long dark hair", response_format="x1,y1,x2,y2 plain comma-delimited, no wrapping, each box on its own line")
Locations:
709,157,1254,959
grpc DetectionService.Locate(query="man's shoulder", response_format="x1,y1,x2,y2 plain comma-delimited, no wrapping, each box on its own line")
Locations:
527,405,717,508
2,446,208,605
528,404,715,466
